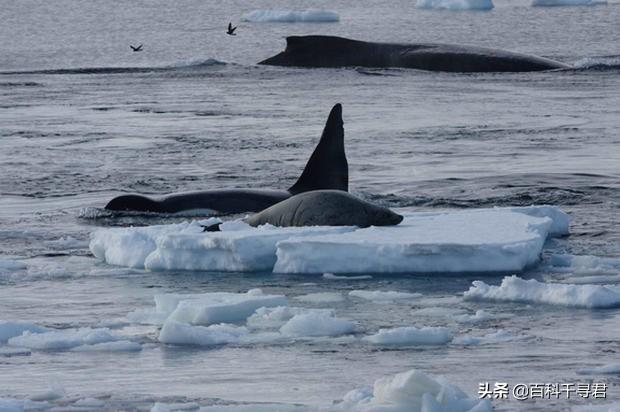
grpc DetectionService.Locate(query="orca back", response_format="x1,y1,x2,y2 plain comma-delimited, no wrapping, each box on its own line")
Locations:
288,103,348,195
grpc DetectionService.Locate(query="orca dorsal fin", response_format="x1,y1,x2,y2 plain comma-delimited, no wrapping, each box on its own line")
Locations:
288,103,348,195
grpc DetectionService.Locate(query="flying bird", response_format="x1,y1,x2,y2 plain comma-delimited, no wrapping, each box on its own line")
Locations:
130,44,143,52
226,23,237,36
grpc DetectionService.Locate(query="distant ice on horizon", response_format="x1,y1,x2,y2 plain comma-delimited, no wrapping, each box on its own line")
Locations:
532,0,606,6
416,0,494,11
241,9,339,23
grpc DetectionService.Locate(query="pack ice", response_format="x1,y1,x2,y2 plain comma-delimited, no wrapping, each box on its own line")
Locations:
90,206,569,274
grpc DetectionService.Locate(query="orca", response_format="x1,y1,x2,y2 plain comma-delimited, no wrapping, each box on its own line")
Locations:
104,104,348,214
259,35,569,72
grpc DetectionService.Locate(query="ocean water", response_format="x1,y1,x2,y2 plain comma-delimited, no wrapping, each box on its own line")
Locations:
0,0,619,410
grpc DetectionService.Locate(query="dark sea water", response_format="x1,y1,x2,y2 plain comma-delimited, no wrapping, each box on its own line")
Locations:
0,0,619,410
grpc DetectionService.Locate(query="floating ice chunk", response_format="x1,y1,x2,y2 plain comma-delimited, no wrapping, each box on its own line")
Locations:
45,236,89,249
0,346,31,357
158,321,249,346
242,9,339,23
72,340,142,352
349,290,422,302
8,327,124,350
199,404,308,411
323,273,373,280
364,326,453,346
0,398,49,411
337,369,491,412
416,0,494,10
247,306,333,329
0,259,27,272
294,292,344,303
280,312,354,337
275,206,564,274
532,0,606,6
453,329,529,345
454,310,495,323
577,363,620,375
547,254,620,284
464,276,620,308
160,290,288,326
29,384,65,401
74,398,106,408
0,320,47,342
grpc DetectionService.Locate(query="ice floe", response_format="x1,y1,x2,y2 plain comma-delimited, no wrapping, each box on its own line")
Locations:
29,385,65,401
159,321,250,346
294,292,345,303
7,327,132,350
91,220,352,272
280,312,355,337
241,9,339,23
0,258,27,272
134,289,288,327
452,329,530,345
0,320,47,342
577,363,620,375
546,254,620,284
454,309,495,323
416,0,494,10
349,290,423,301
0,398,50,411
336,368,491,412
364,326,453,346
464,276,620,309
90,206,568,274
246,306,335,330
274,207,567,274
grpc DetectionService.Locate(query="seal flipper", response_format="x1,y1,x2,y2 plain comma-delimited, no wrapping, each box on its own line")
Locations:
288,103,348,195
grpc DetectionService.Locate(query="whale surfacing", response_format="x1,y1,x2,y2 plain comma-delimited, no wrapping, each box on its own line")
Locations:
104,104,348,214
244,190,404,228
259,35,569,72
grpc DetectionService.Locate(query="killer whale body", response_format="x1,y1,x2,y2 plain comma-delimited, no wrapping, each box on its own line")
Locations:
104,104,348,214
259,35,569,73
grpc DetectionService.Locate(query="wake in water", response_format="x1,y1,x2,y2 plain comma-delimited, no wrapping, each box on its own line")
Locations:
0,58,226,76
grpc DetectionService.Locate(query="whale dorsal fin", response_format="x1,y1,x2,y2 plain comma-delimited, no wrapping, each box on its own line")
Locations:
288,103,348,195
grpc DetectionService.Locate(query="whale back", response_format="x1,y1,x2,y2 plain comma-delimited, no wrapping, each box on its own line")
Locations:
260,36,390,67
288,103,348,195
259,35,569,72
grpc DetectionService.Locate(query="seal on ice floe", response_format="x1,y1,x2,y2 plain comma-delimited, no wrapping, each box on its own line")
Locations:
244,190,403,228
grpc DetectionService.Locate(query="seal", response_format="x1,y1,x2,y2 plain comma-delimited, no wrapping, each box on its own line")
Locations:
259,35,569,72
244,190,404,228
104,104,348,214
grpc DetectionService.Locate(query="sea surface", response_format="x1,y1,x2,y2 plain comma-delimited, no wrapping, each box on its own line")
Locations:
0,0,619,410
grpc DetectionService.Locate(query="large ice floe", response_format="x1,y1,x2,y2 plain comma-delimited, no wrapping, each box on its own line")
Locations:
241,9,339,23
464,275,620,309
416,0,494,10
90,206,569,275
336,368,491,412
